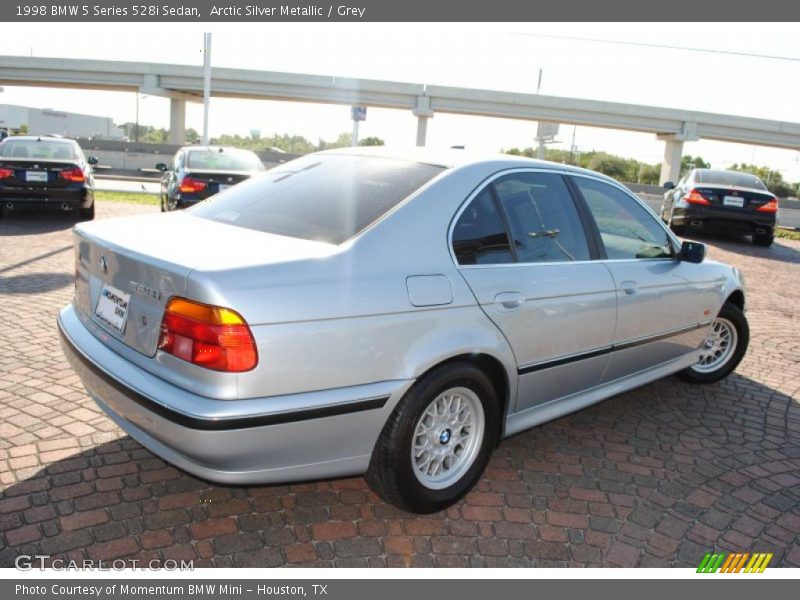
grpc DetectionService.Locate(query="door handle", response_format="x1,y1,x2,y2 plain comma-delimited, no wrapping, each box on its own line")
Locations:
494,292,524,311
619,280,638,296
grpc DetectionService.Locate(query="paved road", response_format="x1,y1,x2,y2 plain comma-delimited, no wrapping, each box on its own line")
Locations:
638,194,800,230
1,201,799,568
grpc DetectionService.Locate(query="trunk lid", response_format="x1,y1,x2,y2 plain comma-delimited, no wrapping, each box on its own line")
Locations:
0,158,83,193
692,185,775,212
182,169,253,198
73,211,336,356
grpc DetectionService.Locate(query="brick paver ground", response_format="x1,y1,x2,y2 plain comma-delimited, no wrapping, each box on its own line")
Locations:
1,201,799,568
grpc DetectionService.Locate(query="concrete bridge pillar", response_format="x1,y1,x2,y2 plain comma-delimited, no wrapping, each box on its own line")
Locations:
413,95,433,147
659,139,684,186
169,98,186,145
657,122,699,185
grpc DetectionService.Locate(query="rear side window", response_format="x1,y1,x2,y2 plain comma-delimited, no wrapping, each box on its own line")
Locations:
574,177,673,260
493,172,591,263
189,154,444,244
452,188,513,265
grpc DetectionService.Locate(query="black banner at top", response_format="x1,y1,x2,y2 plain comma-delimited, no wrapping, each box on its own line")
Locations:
3,0,800,22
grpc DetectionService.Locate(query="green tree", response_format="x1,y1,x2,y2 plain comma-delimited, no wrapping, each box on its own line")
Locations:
681,155,710,175
359,136,385,146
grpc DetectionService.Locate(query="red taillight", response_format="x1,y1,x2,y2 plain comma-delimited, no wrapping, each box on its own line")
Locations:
684,189,710,205
179,177,207,194
756,198,779,213
59,167,85,183
157,298,257,372
0,168,14,179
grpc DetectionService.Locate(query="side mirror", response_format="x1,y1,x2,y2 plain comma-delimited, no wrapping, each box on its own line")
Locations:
155,163,168,172
87,156,98,165
663,181,675,190
679,240,705,264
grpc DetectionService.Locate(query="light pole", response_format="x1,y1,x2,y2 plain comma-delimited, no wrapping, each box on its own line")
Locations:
202,33,212,145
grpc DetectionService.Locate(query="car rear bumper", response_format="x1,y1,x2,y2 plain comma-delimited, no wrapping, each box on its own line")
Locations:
0,189,92,210
57,304,410,485
672,205,776,233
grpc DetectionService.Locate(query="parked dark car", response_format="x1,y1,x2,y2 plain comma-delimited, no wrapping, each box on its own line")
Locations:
156,146,265,212
0,135,97,220
660,168,778,246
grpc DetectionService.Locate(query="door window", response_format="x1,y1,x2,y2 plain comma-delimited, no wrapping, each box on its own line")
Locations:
574,177,674,260
493,172,591,263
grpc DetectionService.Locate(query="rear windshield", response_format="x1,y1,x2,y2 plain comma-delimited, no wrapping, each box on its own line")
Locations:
0,140,77,160
186,149,264,171
189,154,444,244
695,170,766,190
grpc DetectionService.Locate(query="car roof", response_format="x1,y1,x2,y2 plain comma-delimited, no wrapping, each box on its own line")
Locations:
2,135,77,144
182,145,257,153
319,145,618,183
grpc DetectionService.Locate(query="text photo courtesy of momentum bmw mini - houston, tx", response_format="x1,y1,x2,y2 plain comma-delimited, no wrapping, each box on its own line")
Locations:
0,3,799,590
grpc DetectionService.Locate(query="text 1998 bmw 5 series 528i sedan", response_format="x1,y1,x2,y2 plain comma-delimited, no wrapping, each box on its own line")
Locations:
59,148,749,513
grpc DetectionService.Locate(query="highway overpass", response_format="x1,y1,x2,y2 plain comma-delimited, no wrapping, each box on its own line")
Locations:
1,55,798,184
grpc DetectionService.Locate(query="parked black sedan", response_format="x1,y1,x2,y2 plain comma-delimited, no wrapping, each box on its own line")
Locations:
156,146,265,212
0,136,97,220
660,168,778,246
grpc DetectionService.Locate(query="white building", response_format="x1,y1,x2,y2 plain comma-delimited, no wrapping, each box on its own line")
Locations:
0,104,124,139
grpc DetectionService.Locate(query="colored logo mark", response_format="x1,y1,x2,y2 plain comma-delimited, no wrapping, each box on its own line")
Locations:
697,552,773,573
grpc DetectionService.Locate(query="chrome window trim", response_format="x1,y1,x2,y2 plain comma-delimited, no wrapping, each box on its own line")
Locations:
447,167,682,269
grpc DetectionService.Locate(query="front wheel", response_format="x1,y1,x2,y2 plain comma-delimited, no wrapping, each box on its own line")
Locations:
678,301,749,384
366,362,499,513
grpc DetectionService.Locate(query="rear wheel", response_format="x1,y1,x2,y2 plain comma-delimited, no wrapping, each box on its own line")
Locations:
678,301,748,384
753,232,774,247
78,202,95,221
667,209,685,236
366,362,499,513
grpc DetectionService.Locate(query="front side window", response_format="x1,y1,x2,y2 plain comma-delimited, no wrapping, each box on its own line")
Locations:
574,177,673,260
452,188,513,265
493,172,591,263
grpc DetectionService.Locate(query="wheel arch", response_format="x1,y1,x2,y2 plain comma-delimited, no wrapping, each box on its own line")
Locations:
411,352,513,442
725,289,745,312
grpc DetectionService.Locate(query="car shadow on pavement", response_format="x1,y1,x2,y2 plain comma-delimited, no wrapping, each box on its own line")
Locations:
1,372,798,568
0,211,79,236
683,229,800,263
0,272,74,294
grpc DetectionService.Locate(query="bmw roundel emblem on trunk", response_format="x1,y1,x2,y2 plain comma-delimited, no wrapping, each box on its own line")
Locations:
100,256,108,275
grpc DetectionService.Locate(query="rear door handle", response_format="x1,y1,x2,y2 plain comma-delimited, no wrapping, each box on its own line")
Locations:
619,280,638,296
494,292,524,311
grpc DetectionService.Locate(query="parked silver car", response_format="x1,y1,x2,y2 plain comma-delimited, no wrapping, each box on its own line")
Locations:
58,148,749,513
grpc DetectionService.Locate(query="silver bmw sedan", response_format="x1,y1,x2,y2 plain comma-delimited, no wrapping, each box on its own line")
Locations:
58,148,748,513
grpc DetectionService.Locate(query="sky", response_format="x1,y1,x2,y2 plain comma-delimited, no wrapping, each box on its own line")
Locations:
0,22,799,180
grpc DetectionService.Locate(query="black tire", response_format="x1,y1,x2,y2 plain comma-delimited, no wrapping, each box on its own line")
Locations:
753,233,774,247
366,361,500,514
78,202,95,221
678,301,749,384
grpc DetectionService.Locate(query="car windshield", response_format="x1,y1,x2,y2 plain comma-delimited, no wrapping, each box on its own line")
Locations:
0,140,77,160
695,170,766,190
186,149,263,171
189,153,444,244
